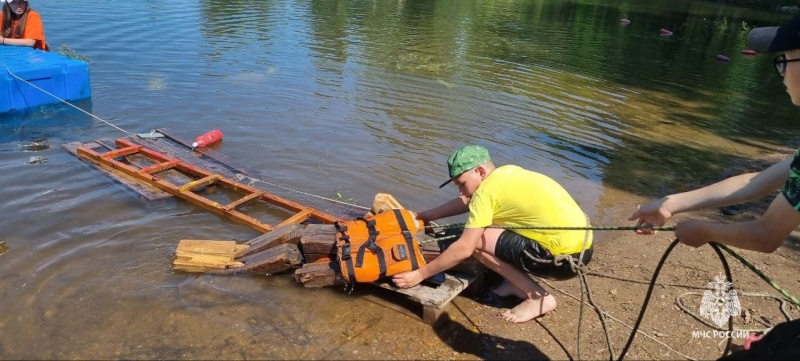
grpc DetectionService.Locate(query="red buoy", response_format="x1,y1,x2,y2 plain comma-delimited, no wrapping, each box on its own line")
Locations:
716,54,731,62
192,129,224,148
659,28,673,36
741,49,757,56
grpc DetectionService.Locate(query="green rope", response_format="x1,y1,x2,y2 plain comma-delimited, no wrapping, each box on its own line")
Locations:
716,243,800,307
427,223,800,308
430,223,675,232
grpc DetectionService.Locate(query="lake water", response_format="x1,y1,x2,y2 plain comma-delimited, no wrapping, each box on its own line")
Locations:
1,0,798,358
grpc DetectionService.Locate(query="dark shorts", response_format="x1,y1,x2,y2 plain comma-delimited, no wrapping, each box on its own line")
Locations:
494,230,593,281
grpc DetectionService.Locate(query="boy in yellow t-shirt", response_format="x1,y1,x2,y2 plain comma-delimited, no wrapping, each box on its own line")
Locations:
392,145,593,323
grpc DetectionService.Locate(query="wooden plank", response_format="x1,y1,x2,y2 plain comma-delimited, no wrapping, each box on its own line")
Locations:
100,144,141,159
372,272,484,325
179,174,220,192
139,159,180,174
62,141,172,201
273,208,313,228
298,223,337,255
173,240,301,275
224,190,266,211
295,261,345,288
176,239,241,256
173,239,245,272
236,243,302,274
236,223,303,258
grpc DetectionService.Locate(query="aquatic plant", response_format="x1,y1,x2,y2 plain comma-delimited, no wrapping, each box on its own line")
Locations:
57,45,91,63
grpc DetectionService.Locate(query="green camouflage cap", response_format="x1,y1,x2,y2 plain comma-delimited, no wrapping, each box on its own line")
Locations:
439,145,491,188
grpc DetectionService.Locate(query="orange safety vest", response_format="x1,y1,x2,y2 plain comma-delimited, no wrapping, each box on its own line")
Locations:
335,209,427,283
1,9,49,51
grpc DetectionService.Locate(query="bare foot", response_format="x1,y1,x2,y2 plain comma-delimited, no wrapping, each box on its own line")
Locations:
491,281,523,298
501,295,557,323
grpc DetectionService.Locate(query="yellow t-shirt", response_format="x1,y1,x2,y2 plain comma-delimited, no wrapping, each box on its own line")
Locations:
465,165,592,255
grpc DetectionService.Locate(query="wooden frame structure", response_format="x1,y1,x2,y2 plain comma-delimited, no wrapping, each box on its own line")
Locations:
72,137,340,233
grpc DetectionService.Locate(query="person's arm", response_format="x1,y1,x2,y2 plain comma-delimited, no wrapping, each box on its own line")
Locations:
629,156,792,233
675,193,800,252
1,36,36,47
2,11,46,49
391,227,483,288
417,195,470,223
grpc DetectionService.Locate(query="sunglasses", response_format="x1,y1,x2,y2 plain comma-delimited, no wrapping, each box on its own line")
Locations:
774,54,800,75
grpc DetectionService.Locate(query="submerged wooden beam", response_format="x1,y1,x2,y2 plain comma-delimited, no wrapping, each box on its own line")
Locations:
295,261,345,288
236,223,304,258
235,243,302,274
298,223,337,255
62,141,172,201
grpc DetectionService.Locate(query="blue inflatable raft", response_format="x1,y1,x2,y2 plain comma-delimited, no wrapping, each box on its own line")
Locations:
0,46,91,113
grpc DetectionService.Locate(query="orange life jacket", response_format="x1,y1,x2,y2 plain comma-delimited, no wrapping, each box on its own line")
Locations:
335,209,426,283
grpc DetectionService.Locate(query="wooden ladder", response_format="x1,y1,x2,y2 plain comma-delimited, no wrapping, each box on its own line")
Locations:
75,138,340,232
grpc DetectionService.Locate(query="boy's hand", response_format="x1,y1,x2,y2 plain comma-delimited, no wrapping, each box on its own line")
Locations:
674,219,712,248
628,198,673,235
392,270,423,289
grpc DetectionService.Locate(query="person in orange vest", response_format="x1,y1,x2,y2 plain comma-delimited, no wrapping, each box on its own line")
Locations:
0,0,49,51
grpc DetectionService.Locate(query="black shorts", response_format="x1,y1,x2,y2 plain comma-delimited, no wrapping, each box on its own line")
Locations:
494,230,593,281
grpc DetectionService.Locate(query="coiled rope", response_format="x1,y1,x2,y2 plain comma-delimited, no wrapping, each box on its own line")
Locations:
616,240,734,359
426,223,798,360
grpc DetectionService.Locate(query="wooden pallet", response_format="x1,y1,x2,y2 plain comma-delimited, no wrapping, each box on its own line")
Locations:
371,272,484,324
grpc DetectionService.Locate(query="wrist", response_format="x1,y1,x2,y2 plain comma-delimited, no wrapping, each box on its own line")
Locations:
416,267,432,280
662,195,679,215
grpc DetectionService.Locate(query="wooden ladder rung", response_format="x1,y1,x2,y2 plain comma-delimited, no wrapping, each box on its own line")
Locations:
223,190,266,211
100,145,142,159
273,208,314,228
180,174,221,192
140,159,180,174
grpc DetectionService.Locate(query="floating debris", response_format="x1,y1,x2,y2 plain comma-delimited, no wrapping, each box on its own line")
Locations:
620,19,631,25
741,49,758,56
28,156,48,164
659,28,673,36
0,241,8,255
716,54,731,62
18,139,49,152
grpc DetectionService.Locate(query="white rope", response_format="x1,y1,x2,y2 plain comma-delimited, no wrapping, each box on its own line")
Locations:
2,61,371,213
235,174,370,211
